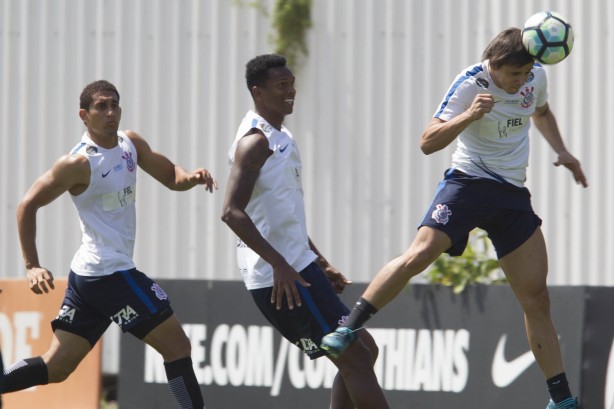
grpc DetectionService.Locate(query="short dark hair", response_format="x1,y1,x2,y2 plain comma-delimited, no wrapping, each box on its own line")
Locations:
482,28,534,69
245,54,287,92
79,80,120,110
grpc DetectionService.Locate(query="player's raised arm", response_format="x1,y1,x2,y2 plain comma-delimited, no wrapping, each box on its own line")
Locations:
125,130,218,192
17,154,90,294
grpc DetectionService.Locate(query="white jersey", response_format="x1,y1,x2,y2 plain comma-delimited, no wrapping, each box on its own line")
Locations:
228,110,317,290
434,60,548,187
69,131,138,277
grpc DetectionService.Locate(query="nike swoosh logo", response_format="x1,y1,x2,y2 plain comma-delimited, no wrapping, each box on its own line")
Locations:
102,170,111,178
491,334,535,387
606,337,614,409
279,144,289,152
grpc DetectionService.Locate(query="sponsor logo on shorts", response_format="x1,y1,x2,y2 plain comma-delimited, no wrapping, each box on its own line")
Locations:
56,305,76,323
151,283,168,300
432,204,452,225
337,315,349,326
296,338,320,355
112,305,139,327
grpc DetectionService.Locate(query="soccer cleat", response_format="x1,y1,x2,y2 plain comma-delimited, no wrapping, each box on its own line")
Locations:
320,327,358,358
546,397,582,409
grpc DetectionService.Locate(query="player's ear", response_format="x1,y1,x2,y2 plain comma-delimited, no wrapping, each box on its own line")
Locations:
251,86,263,101
79,108,88,124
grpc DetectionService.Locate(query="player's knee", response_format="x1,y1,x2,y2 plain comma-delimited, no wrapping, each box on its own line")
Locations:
519,285,551,315
399,247,437,276
45,361,77,383
358,331,380,364
163,334,192,362
176,336,192,358
336,341,376,375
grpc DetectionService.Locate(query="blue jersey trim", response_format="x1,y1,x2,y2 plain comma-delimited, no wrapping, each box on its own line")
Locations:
470,157,508,184
435,64,483,118
70,142,86,154
297,284,331,334
120,270,158,314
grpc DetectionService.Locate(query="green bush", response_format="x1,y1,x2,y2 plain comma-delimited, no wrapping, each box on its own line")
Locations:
233,0,312,69
270,0,312,68
424,229,507,293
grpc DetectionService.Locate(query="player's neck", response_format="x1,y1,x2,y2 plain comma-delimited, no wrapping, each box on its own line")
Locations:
87,130,118,149
259,113,284,131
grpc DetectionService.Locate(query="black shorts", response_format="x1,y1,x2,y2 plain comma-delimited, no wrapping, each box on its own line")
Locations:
250,263,350,359
51,269,173,346
420,169,542,258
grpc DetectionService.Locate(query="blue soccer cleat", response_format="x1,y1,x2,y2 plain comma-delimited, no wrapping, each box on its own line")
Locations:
320,327,358,358
546,397,582,409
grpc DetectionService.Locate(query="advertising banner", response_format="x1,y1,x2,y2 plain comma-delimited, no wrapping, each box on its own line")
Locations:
0,279,102,409
118,281,608,408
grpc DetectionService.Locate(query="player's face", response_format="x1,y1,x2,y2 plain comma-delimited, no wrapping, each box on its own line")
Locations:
257,66,296,118
80,91,122,141
491,62,534,94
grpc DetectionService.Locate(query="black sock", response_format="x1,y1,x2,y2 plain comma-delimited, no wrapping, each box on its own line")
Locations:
164,357,205,409
1,357,48,393
343,297,378,330
546,372,573,404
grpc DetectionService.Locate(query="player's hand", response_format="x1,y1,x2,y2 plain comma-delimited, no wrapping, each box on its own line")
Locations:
271,261,310,310
554,150,588,188
189,168,219,193
468,93,496,120
26,267,55,295
323,266,352,294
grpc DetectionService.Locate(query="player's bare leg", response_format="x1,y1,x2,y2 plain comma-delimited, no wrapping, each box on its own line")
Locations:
143,314,205,408
327,330,389,409
322,227,450,358
499,228,563,377
500,228,578,407
1,329,90,392
362,227,451,308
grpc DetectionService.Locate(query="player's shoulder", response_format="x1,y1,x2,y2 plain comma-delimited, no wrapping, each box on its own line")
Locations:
121,129,141,144
449,62,488,91
529,62,547,81
52,152,90,177
454,62,486,81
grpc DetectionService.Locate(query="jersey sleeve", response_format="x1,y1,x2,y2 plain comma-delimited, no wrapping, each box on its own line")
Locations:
433,74,477,122
534,66,548,108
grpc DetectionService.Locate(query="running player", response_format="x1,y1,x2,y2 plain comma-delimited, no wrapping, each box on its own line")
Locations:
321,28,586,409
1,80,217,409
221,54,389,409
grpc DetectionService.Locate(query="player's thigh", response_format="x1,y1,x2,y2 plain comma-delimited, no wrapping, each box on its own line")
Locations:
499,228,549,303
141,314,191,361
328,334,377,374
43,329,92,380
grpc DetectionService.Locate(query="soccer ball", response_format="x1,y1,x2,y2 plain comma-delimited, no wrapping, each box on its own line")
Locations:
522,11,574,64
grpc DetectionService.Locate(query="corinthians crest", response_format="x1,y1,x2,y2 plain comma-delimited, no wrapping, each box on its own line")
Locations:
520,86,535,108
432,204,452,225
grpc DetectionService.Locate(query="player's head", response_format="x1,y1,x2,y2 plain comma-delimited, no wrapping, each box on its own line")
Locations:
80,80,120,110
245,54,289,94
245,54,295,119
482,28,534,69
79,80,122,135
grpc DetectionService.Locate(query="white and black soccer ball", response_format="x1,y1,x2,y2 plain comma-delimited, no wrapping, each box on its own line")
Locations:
522,11,574,64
